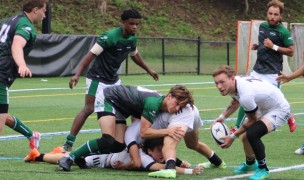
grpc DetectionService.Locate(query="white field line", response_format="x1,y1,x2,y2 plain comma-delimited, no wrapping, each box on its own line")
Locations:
9,82,215,92
211,164,304,180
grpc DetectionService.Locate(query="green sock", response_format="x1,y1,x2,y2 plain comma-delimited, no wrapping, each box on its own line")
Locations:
65,134,76,146
69,138,111,160
12,116,33,139
235,107,246,128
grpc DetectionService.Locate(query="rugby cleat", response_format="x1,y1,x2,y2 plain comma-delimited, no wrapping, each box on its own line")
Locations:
29,131,41,149
148,169,176,179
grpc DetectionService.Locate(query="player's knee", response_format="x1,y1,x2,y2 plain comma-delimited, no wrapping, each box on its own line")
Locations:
185,141,197,150
96,134,115,149
246,121,268,141
83,105,94,115
111,141,126,153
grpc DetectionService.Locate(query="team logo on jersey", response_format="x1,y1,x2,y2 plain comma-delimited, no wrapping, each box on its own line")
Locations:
149,110,156,117
271,115,277,120
100,36,108,40
269,31,276,36
22,27,31,34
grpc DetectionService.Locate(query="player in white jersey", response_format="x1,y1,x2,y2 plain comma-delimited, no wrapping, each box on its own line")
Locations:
125,104,225,178
212,66,291,180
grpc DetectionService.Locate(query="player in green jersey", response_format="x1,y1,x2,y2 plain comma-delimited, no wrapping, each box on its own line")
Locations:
63,9,158,152
58,85,194,172
231,0,296,134
0,0,48,149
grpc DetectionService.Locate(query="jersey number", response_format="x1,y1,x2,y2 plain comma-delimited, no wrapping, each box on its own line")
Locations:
0,24,10,43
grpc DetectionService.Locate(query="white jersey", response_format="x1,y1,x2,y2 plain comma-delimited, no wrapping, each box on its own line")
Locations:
231,76,290,129
232,76,290,114
152,104,202,131
125,104,202,147
84,148,155,170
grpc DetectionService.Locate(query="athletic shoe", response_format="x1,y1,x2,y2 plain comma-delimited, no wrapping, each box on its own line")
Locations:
294,144,304,155
24,148,40,162
29,131,41,149
230,127,237,134
233,161,258,174
287,114,296,132
198,161,226,169
248,168,269,180
148,169,176,179
48,146,64,154
58,156,74,171
62,143,72,152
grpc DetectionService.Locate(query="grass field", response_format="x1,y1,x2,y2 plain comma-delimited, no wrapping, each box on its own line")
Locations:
1,74,304,179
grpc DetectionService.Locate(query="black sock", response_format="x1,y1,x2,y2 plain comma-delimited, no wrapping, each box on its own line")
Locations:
165,159,176,169
35,153,45,162
246,156,256,165
209,153,222,166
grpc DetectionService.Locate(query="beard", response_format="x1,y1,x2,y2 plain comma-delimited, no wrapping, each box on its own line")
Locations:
267,19,280,27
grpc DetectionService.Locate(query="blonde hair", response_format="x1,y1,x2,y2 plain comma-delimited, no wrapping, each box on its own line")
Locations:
267,0,284,14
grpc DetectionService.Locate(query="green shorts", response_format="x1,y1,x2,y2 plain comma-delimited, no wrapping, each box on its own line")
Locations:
0,82,9,105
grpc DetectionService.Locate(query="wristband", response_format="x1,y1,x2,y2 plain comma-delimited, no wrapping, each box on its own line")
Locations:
184,168,193,174
272,45,279,51
218,114,226,121
230,133,237,140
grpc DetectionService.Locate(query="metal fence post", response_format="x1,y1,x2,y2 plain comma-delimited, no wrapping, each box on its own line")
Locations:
197,36,201,75
162,38,165,75
226,42,230,66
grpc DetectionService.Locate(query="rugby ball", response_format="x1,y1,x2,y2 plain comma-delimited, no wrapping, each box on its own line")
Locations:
211,122,230,145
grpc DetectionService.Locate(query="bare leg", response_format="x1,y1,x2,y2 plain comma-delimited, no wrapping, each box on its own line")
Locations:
69,94,95,135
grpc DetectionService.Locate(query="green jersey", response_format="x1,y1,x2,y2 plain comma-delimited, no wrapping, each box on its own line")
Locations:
0,12,36,87
87,27,137,84
104,85,164,123
253,22,294,74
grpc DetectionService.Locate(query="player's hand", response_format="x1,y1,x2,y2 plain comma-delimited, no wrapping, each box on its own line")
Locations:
276,71,290,84
69,75,79,89
167,126,184,140
219,135,234,149
263,38,274,49
18,65,32,78
193,166,204,175
251,44,259,50
210,117,223,128
148,69,159,81
180,161,191,168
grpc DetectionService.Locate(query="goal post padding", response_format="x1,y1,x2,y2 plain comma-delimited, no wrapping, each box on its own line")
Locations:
290,23,304,71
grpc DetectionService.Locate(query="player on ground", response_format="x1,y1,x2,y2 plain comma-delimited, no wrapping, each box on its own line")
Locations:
212,66,291,180
58,85,193,172
62,9,158,152
25,138,203,175
125,105,225,179
0,0,48,149
231,0,296,134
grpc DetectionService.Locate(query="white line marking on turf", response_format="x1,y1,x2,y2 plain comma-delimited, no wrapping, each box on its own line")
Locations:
0,129,100,141
211,164,304,180
9,82,215,92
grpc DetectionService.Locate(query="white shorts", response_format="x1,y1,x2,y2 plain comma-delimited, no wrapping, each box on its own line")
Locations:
263,109,290,130
85,78,121,113
250,71,279,87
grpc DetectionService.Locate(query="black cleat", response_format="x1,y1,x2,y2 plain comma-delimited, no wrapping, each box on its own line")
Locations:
58,157,73,171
